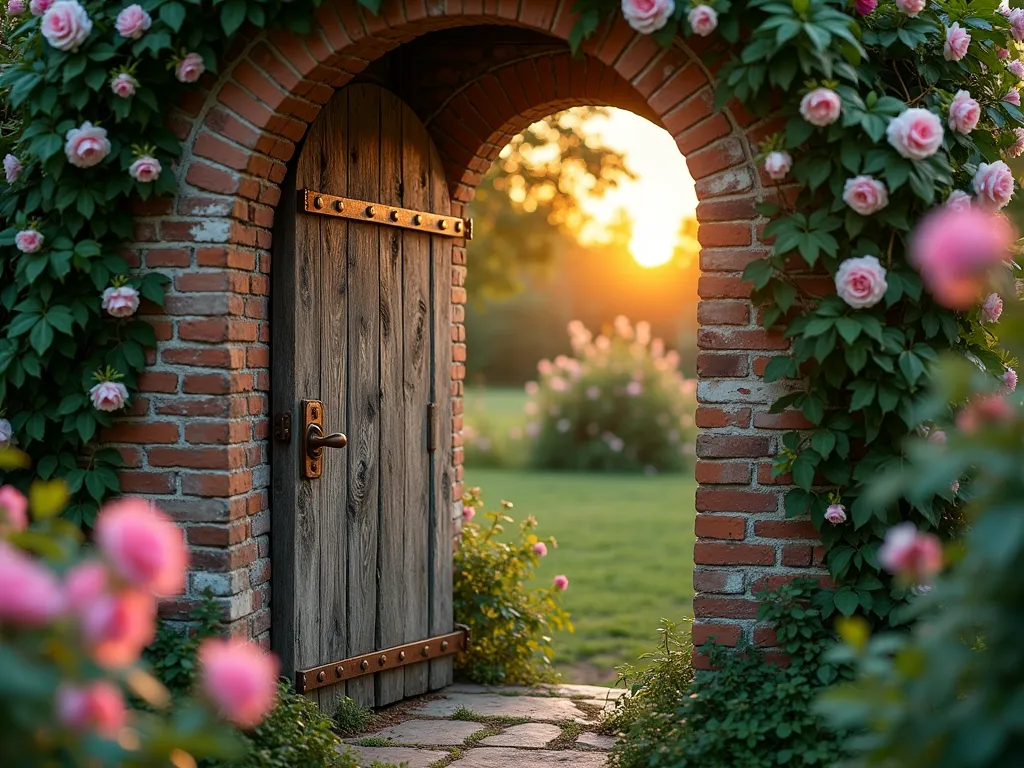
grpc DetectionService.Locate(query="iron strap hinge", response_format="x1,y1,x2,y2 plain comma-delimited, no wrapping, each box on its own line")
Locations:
298,189,470,239
427,402,438,453
296,625,470,694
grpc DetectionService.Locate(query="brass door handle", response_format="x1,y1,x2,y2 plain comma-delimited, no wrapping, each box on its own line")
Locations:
306,423,347,458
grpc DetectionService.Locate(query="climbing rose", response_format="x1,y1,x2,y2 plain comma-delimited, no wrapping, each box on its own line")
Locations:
81,589,156,668
64,560,109,608
89,381,128,412
1005,89,1022,106
842,175,889,216
56,682,127,738
0,486,28,533
65,122,110,168
763,151,792,180
553,575,569,591
462,506,475,522
95,498,187,597
945,189,972,211
533,542,548,556
799,87,841,126
102,285,140,318
7,0,24,14
688,4,718,37
3,154,22,183
110,73,138,99
835,255,888,309
1005,368,1018,392
15,229,43,254
943,23,971,61
0,419,11,448
999,46,1011,59
29,0,51,13
620,0,675,34
947,90,980,134
825,505,847,525
1009,127,1024,158
1010,59,1024,79
0,542,64,626
128,155,161,183
198,638,279,728
928,429,947,445
114,4,150,39
910,207,1015,309
973,161,1014,211
886,108,943,160
175,52,206,83
879,523,943,582
40,0,92,52
894,0,925,16
980,292,1004,324
957,394,1013,433
854,0,876,15
1011,8,1024,42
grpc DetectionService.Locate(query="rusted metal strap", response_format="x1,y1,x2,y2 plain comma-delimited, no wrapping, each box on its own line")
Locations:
298,189,472,239
295,625,470,693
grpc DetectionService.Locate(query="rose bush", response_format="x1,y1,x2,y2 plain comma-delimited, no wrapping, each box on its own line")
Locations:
524,317,695,473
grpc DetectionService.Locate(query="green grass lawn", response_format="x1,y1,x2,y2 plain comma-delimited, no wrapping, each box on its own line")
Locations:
464,386,527,432
464,467,696,685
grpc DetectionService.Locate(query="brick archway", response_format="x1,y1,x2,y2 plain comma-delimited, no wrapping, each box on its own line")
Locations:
120,0,821,662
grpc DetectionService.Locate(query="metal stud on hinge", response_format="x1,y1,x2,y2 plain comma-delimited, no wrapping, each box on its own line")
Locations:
427,402,438,453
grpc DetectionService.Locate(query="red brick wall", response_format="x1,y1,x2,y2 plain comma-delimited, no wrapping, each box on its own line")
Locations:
114,0,826,656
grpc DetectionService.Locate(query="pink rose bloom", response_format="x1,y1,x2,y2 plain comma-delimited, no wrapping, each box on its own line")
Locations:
0,486,28,533
81,589,155,668
945,189,972,211
842,175,889,216
89,381,129,412
65,122,110,168
854,0,877,15
553,575,569,591
998,46,1011,59
835,255,888,309
462,505,475,522
999,0,1012,17
1009,60,1024,79
110,73,138,99
621,0,675,34
532,542,548,556
15,229,43,254
0,419,11,448
175,52,206,83
799,87,842,127
894,0,925,16
198,638,280,728
1011,8,1024,43
886,108,944,160
101,285,140,318
7,0,25,15
64,560,109,608
1004,89,1022,106
4,154,23,184
956,394,1014,433
688,4,718,37
128,155,161,183
1008,127,1024,159
1004,367,1018,392
973,161,1014,212
29,0,51,13
880,523,943,582
943,23,971,61
980,292,1004,324
114,4,150,39
763,151,792,181
56,681,127,738
910,207,1015,309
947,90,980,134
40,0,92,52
95,498,187,597
0,542,64,626
928,429,947,445
825,504,847,525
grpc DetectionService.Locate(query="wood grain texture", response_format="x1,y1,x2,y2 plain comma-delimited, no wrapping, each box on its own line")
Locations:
344,83,382,709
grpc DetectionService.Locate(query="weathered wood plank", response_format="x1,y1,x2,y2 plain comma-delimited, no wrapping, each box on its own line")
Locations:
428,138,455,691
316,90,351,712
344,83,382,708
375,88,406,706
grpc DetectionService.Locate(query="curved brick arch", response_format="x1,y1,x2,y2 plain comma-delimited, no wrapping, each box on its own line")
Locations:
119,0,823,662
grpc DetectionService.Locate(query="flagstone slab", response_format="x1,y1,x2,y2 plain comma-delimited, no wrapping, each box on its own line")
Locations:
358,718,485,746
552,685,627,700
412,693,591,722
576,732,617,750
478,723,563,748
450,747,609,766
340,745,449,768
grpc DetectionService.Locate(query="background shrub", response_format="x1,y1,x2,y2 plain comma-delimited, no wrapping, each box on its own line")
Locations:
144,591,223,697
526,317,695,473
453,486,571,685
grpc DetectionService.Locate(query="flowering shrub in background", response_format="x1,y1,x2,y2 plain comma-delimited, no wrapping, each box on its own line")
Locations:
453,486,572,685
525,317,696,473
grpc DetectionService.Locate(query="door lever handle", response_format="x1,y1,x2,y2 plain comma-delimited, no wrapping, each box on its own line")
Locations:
301,400,344,479
306,423,348,457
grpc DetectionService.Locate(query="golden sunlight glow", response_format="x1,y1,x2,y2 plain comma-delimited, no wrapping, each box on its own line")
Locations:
577,108,698,268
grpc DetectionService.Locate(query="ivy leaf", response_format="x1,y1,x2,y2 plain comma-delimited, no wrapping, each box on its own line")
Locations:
792,452,817,489
220,0,247,36
764,356,796,382
899,351,924,385
849,381,877,411
160,1,187,31
835,317,861,344
29,320,53,354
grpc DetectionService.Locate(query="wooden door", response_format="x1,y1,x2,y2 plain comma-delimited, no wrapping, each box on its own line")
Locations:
272,83,454,709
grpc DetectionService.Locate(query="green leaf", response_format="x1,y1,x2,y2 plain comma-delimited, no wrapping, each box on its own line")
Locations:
898,351,924,386
160,1,187,31
220,0,248,35
763,356,796,382
29,320,53,354
849,381,877,411
834,588,859,616
835,317,861,344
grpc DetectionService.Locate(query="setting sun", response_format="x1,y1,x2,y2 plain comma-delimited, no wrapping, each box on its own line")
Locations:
577,108,698,268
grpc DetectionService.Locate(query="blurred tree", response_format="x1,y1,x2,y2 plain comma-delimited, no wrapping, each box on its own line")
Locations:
466,107,635,300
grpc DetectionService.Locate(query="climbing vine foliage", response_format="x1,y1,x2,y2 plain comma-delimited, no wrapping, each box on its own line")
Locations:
572,0,1019,625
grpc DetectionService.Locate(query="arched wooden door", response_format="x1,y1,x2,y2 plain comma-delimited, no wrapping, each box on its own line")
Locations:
272,83,456,709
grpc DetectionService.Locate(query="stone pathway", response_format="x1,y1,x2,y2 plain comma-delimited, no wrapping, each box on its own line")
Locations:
342,683,625,767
